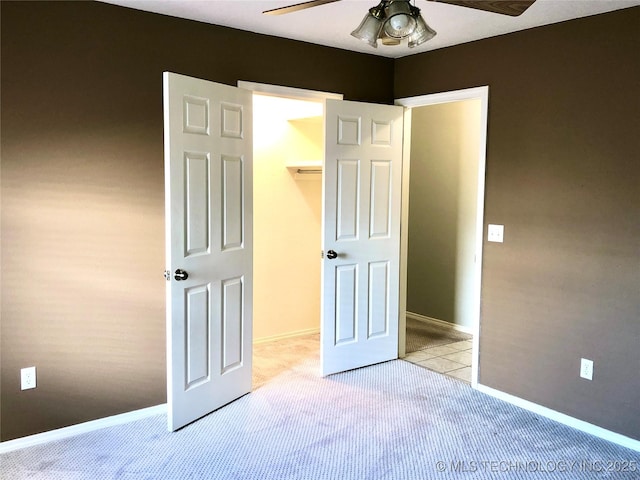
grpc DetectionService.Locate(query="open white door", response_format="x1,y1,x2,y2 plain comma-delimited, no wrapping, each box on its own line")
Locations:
321,99,404,376
163,72,253,431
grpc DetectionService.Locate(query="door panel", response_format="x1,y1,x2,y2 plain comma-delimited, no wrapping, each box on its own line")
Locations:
186,285,210,387
368,261,390,338
222,155,244,250
321,99,403,376
335,264,358,345
185,153,210,256
336,160,360,240
369,160,392,238
221,276,243,373
164,72,253,431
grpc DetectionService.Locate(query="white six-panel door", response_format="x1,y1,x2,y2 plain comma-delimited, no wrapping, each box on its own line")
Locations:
321,99,404,376
163,72,253,431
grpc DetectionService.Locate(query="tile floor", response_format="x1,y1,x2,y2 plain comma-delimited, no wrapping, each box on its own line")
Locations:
252,330,473,387
403,339,473,383
253,333,319,389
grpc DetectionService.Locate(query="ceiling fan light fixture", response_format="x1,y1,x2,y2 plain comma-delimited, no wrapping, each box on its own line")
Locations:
383,0,416,39
351,0,438,49
408,7,437,48
270,0,538,50
350,4,385,48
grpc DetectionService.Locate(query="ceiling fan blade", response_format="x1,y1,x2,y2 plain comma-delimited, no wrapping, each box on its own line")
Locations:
430,0,536,17
263,0,342,16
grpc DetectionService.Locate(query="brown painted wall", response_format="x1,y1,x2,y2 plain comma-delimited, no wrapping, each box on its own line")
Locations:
0,1,393,441
396,8,640,440
2,0,638,443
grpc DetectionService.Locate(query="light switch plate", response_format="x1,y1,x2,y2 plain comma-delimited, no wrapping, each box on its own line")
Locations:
488,224,504,243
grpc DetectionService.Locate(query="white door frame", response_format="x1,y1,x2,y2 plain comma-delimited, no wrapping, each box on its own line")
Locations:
395,86,489,388
238,81,343,102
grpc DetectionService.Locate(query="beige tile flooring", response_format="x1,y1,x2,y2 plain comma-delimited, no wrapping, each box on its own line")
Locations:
253,333,320,389
403,339,473,383
251,331,473,389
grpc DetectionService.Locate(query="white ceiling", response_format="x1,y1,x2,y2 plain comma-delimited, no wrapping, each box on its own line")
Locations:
101,0,639,58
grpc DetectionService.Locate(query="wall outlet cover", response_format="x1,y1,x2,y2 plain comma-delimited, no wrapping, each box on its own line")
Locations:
488,224,504,243
580,358,593,381
21,366,37,390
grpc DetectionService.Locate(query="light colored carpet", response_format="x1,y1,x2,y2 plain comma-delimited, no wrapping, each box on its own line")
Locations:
405,316,472,353
1,357,638,479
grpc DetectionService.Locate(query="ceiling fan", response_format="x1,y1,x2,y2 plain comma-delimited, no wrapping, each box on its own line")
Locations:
263,0,536,48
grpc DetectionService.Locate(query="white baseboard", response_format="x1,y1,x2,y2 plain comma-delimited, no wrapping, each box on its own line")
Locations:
476,384,640,453
253,327,320,345
0,404,167,454
409,311,639,451
406,311,474,335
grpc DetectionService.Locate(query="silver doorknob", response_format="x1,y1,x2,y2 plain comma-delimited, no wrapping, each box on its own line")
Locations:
326,250,338,260
174,269,189,281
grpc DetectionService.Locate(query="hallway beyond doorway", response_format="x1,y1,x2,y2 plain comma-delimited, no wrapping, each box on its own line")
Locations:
403,317,472,383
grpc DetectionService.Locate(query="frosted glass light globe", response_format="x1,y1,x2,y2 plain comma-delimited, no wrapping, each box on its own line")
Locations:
384,13,416,38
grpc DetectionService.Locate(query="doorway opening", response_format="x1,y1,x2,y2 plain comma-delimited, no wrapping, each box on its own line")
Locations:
402,99,482,383
237,82,344,388
246,84,408,386
397,87,488,387
251,93,325,388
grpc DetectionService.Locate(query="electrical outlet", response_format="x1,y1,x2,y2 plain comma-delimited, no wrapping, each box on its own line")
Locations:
580,358,593,381
487,224,504,243
21,366,37,390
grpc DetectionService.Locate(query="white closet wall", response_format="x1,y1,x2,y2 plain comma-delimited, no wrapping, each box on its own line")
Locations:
253,95,323,341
